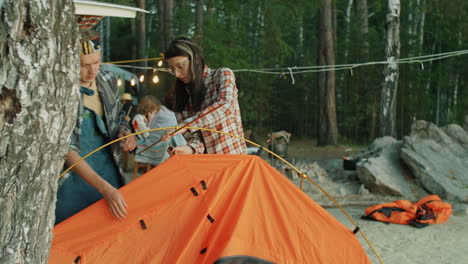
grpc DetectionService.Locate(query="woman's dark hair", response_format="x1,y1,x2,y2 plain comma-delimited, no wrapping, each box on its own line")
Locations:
164,37,206,112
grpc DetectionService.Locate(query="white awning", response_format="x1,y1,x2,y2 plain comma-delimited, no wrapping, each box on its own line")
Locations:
73,0,148,18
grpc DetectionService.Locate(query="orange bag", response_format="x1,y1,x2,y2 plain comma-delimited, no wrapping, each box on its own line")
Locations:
364,195,452,228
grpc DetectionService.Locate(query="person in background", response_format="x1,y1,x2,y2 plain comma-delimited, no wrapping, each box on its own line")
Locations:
133,96,187,169
132,95,160,140
162,37,247,155
55,29,136,225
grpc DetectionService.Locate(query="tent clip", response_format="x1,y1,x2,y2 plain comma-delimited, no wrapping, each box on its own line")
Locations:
190,187,199,196
352,226,360,234
140,219,148,230
201,180,208,190
207,214,215,223
74,256,81,263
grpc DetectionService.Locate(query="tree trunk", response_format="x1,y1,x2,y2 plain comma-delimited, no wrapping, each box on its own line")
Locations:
165,0,174,47
417,0,425,55
135,0,147,93
380,0,400,137
136,0,146,65
158,0,166,51
131,18,137,65
158,0,175,49
317,0,338,146
343,0,353,64
195,0,204,39
147,0,157,39
0,0,79,263
342,0,353,139
357,0,370,139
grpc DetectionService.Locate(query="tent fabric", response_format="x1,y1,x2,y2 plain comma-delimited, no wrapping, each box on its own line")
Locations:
49,155,370,264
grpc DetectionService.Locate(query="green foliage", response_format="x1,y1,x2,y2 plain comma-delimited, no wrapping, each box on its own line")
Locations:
101,0,467,142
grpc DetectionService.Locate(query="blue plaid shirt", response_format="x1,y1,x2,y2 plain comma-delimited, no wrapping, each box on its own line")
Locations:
62,68,129,185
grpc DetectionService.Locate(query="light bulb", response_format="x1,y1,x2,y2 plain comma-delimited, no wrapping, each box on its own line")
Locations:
157,60,163,67
152,75,159,84
139,74,145,82
130,77,136,86
117,78,122,86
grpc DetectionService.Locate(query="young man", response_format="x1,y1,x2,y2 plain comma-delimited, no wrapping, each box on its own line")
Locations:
55,30,136,224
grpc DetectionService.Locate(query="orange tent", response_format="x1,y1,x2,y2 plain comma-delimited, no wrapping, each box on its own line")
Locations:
49,155,370,263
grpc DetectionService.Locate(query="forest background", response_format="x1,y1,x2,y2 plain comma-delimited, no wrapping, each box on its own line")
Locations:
103,0,467,145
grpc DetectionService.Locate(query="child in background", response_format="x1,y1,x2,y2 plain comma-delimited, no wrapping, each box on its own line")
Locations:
132,95,160,139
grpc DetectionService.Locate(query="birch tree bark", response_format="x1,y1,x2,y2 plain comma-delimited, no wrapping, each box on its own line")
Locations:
317,0,338,145
0,0,79,263
380,0,400,137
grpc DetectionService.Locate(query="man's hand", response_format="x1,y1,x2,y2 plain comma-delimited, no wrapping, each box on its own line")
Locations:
101,185,128,220
119,130,137,151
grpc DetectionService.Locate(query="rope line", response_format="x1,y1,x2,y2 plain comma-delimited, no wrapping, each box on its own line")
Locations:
57,126,384,264
104,49,467,79
103,56,164,64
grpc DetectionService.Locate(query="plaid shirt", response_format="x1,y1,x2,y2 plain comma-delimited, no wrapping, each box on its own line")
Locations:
177,66,247,154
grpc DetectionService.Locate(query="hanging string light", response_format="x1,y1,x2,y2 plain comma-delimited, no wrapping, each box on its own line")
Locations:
151,68,160,84
139,74,145,83
117,78,122,87
152,74,159,84
130,77,136,86
157,53,165,67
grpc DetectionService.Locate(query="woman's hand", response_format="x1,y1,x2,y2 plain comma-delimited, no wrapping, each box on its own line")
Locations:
170,145,195,155
101,185,128,220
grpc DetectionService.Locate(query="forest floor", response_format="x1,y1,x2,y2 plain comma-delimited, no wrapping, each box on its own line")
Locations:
286,138,364,159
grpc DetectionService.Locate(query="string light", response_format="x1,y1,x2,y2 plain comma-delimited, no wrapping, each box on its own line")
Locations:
117,78,122,87
139,74,145,83
152,74,160,84
157,60,163,67
130,77,136,86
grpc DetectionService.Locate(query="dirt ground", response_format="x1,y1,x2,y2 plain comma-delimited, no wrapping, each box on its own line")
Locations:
285,138,364,160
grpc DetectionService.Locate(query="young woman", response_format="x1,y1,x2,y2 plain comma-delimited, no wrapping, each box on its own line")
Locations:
163,37,247,155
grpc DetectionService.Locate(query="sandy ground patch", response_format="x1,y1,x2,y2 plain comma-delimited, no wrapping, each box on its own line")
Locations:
327,206,468,264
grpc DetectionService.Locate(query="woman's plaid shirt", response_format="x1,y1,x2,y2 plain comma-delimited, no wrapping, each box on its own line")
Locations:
177,66,247,154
